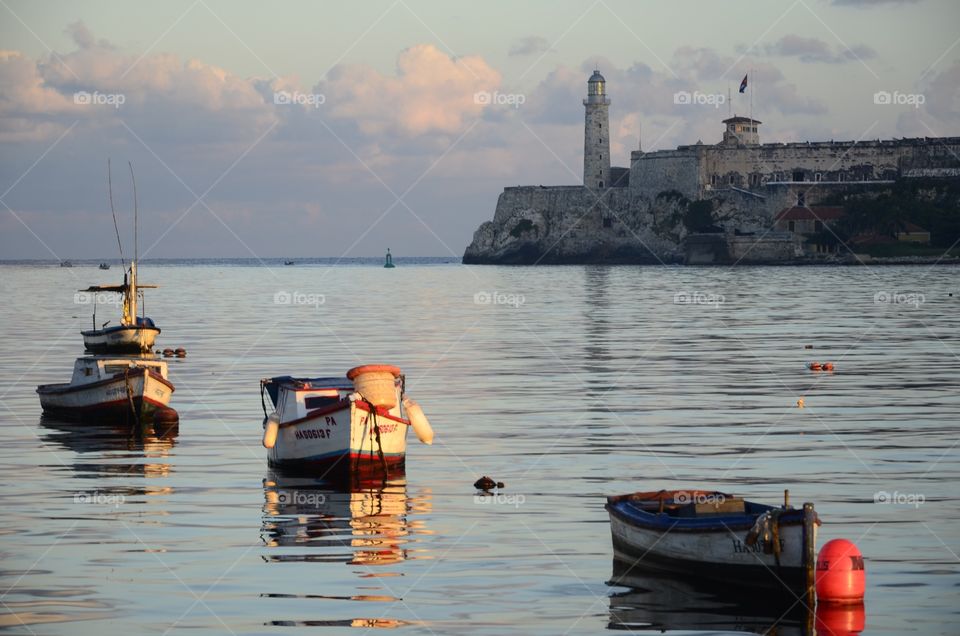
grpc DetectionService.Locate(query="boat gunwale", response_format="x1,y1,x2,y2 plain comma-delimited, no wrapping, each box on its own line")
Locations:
36,367,174,395
81,324,162,337
605,498,814,533
277,399,410,429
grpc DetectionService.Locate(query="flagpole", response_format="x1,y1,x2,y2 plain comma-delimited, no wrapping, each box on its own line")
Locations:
749,67,753,124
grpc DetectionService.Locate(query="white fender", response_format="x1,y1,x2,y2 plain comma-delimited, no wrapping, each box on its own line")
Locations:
402,396,434,445
262,413,280,449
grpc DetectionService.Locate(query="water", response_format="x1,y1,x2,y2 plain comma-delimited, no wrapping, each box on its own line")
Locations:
0,262,957,634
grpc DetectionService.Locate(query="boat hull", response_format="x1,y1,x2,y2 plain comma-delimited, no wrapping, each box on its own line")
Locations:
37,368,173,423
268,400,408,481
606,495,818,592
82,325,161,353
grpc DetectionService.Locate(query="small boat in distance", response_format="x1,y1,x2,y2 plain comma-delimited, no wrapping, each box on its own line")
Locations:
284,260,295,266
99,262,111,270
606,490,819,594
80,261,161,353
260,364,434,481
384,248,395,268
37,356,174,423
60,260,73,268
81,160,161,354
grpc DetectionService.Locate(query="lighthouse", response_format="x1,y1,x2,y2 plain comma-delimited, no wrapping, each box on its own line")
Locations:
583,70,611,189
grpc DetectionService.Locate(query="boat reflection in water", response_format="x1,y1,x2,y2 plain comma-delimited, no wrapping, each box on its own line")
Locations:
39,414,178,480
607,559,864,635
260,470,433,629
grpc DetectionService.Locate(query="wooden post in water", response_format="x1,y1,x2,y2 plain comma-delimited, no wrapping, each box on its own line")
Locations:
803,502,817,606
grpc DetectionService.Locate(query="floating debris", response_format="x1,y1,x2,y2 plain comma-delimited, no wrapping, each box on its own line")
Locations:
474,476,504,491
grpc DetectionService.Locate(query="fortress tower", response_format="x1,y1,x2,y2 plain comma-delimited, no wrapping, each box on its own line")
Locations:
583,70,611,189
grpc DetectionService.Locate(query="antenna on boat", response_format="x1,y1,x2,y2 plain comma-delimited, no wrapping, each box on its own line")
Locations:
129,161,138,267
108,159,126,270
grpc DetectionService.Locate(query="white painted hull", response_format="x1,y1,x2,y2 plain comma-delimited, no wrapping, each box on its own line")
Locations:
38,368,173,421
82,326,160,353
268,401,408,478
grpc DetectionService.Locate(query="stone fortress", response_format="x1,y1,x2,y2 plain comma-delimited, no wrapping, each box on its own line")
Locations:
463,71,960,264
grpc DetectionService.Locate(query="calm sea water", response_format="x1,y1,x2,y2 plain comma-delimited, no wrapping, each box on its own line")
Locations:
0,261,957,635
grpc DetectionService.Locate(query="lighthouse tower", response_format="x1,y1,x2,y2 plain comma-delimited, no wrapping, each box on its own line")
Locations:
583,70,611,189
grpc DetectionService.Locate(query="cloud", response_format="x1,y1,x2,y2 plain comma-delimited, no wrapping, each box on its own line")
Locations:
746,35,877,64
894,60,960,136
508,36,551,57
319,44,500,136
65,19,114,50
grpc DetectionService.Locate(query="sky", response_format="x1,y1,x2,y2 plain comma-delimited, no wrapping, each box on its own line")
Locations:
1,0,958,259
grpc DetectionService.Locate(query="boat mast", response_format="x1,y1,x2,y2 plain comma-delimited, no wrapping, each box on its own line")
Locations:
128,162,139,325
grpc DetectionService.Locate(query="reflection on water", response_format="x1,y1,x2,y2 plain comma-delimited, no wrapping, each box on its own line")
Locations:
260,470,432,628
607,558,814,634
1,417,180,629
3,263,959,634
39,415,178,481
607,559,867,635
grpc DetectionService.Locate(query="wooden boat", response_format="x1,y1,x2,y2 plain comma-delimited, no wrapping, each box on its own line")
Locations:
80,261,161,353
37,356,174,422
606,490,819,592
260,365,433,480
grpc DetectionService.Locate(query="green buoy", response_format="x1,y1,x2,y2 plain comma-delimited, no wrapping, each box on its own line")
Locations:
384,248,395,268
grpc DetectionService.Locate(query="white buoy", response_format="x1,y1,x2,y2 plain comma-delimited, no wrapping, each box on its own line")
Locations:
262,413,280,449
402,396,434,445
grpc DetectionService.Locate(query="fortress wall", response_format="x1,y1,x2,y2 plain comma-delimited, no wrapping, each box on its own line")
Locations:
632,138,960,196
629,149,701,199
702,142,902,183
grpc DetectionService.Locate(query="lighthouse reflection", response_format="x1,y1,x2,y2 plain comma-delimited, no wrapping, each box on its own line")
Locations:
261,471,432,567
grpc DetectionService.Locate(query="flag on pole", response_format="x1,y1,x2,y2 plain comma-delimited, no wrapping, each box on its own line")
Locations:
739,74,748,94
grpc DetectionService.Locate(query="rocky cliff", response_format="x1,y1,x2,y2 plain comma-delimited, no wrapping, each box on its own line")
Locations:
462,185,788,265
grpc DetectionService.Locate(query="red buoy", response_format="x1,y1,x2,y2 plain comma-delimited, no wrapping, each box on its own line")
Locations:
816,538,865,604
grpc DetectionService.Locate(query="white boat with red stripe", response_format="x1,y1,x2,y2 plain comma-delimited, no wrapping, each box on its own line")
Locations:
37,356,174,423
260,365,434,481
